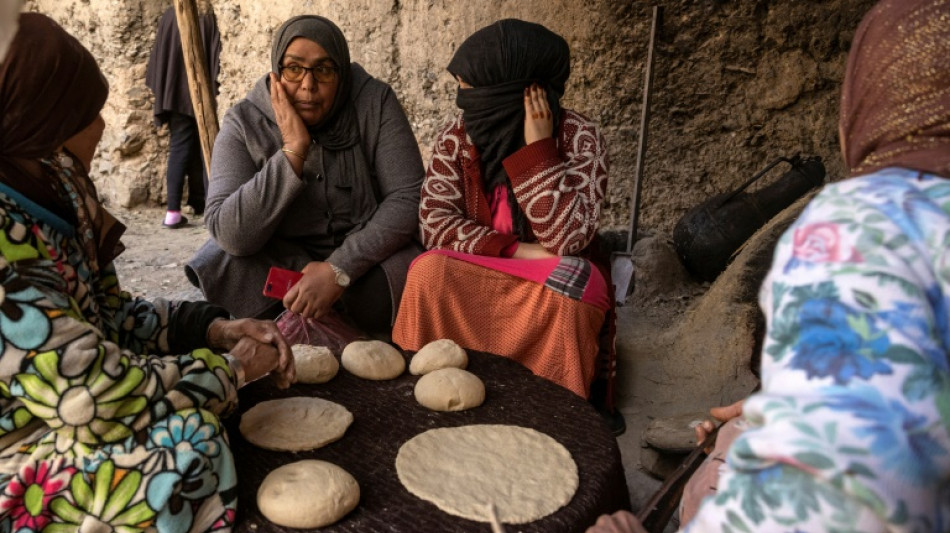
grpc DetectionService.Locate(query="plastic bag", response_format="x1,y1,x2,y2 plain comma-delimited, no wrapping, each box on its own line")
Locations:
275,309,364,355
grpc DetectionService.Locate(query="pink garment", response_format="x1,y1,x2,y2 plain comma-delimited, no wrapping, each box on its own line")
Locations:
490,186,518,257
489,185,514,234
425,186,609,309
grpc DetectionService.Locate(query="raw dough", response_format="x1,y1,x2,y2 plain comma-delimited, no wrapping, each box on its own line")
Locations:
409,338,468,375
257,460,360,529
396,425,578,524
341,340,405,380
240,397,352,451
414,368,484,411
292,344,339,384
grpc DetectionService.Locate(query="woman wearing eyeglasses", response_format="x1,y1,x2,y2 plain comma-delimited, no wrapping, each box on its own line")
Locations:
187,15,424,335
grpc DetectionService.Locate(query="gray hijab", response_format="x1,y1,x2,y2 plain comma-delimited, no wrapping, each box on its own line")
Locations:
271,15,358,150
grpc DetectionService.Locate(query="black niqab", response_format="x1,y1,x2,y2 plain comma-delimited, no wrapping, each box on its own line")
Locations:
447,19,570,239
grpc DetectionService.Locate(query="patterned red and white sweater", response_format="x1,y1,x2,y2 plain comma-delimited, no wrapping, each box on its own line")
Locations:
419,109,609,257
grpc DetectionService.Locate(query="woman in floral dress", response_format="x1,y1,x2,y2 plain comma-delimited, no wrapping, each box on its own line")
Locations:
684,0,950,530
590,0,950,531
0,14,293,532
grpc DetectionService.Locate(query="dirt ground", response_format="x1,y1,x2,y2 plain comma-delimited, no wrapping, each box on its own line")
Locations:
111,206,206,301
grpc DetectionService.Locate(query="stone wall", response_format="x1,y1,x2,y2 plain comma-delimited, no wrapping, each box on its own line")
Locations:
24,0,877,236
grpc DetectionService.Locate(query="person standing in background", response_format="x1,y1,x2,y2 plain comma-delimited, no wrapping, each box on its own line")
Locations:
145,1,220,229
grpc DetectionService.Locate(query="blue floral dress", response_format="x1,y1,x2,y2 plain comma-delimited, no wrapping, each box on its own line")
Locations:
686,168,950,532
0,159,240,532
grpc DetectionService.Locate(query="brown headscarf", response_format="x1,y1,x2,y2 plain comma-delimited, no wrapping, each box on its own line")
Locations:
840,0,950,179
0,13,125,264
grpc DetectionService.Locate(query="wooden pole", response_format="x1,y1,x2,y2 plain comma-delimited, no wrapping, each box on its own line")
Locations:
172,0,218,176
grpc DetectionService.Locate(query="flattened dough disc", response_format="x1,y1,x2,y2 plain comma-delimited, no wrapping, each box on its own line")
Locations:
396,424,578,523
240,397,353,451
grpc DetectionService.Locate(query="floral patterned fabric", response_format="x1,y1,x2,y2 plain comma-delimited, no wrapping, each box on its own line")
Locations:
0,159,240,531
686,168,950,532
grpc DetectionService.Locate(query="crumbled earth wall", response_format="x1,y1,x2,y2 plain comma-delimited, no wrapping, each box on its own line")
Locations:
24,0,876,237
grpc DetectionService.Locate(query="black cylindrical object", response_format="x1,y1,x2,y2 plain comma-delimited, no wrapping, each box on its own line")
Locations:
673,155,826,282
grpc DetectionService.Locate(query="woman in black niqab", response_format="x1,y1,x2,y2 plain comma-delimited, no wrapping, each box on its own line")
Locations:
447,19,570,239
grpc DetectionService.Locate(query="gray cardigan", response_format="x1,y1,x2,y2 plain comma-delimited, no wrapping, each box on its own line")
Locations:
187,64,424,318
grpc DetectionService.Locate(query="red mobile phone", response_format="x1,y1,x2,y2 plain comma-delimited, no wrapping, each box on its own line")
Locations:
263,267,304,300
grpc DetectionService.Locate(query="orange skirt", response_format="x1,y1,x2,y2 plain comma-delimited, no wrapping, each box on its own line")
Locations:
392,253,606,398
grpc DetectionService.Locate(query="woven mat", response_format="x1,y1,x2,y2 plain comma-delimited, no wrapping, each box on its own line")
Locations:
226,350,630,532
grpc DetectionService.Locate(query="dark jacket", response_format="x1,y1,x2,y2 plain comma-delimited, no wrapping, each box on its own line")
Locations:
145,6,221,126
186,65,424,318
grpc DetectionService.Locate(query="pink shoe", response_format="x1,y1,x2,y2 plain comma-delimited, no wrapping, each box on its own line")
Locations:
162,211,188,229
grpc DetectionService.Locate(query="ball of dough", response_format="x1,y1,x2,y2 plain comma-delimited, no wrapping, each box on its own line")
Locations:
409,338,468,375
292,344,339,384
414,368,485,412
341,340,405,380
257,460,360,529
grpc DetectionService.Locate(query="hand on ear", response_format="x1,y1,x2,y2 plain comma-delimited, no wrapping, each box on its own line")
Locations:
523,83,553,145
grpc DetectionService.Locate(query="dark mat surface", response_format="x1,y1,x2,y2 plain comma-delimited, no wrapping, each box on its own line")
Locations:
226,350,630,532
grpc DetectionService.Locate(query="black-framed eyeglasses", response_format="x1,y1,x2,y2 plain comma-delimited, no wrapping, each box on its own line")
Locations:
279,63,338,83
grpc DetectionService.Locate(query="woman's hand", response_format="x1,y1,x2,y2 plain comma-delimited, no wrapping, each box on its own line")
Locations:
207,318,295,387
283,261,344,320
512,242,557,259
269,72,309,170
585,511,647,533
524,83,554,145
228,336,294,388
695,399,745,453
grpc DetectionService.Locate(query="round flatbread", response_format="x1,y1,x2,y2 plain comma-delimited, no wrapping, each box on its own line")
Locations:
341,340,405,380
240,397,353,451
292,344,339,384
257,460,359,528
396,425,578,523
414,368,484,411
409,338,468,375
